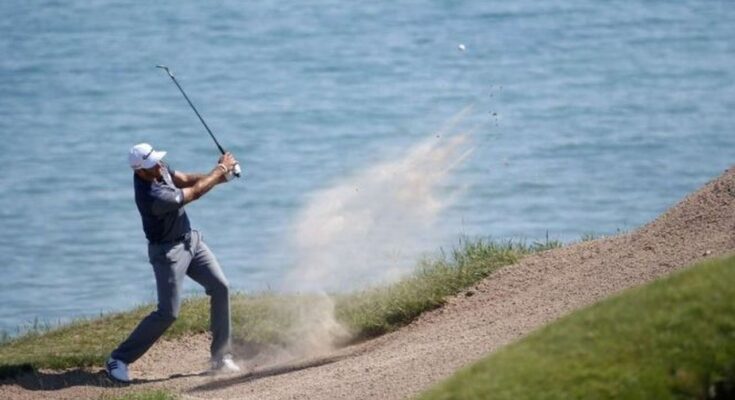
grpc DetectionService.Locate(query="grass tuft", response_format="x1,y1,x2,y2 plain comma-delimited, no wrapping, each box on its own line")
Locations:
580,232,598,242
335,238,540,339
0,330,10,345
98,390,178,400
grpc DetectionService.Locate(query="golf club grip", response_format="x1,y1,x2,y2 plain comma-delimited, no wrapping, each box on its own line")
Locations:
233,163,241,178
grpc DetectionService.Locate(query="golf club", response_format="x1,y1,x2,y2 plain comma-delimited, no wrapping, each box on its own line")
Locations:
156,65,241,178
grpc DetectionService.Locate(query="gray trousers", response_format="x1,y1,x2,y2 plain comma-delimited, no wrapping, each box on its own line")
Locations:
112,230,232,364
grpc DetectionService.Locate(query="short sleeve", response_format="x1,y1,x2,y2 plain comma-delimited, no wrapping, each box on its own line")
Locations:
150,185,184,216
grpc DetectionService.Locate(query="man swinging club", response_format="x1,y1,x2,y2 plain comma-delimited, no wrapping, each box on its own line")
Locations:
106,143,241,382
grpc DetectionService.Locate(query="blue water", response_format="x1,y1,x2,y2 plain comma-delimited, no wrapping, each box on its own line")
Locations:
1,1,733,335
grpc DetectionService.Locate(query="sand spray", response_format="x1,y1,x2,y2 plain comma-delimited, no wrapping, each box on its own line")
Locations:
248,109,477,362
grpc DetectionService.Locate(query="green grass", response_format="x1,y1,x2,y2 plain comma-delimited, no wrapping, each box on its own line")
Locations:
418,254,735,400
336,239,557,339
0,238,557,378
98,390,177,400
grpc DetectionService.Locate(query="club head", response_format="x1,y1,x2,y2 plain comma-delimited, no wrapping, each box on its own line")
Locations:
156,65,173,77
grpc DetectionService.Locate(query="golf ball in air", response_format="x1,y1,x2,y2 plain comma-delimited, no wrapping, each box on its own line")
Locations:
458,44,466,51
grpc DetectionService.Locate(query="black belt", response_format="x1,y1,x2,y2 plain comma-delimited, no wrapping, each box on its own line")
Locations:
150,230,193,245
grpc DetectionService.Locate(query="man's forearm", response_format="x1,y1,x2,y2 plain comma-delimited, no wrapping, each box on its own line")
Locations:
182,166,226,204
185,173,207,187
173,171,208,188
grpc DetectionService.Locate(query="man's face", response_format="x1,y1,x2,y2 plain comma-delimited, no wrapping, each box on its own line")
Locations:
135,162,162,181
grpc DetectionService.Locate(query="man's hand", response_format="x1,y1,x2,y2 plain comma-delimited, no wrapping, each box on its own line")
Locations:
218,152,238,172
182,153,240,204
218,152,240,182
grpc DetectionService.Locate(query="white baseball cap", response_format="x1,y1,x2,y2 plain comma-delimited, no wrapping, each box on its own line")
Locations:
128,143,167,170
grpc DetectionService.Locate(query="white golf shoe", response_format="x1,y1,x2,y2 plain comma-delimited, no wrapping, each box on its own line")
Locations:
211,354,241,374
105,357,130,383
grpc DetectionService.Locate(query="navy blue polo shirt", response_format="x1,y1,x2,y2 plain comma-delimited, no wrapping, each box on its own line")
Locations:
134,164,191,244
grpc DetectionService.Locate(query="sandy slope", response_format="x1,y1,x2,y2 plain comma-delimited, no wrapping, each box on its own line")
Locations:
2,166,734,400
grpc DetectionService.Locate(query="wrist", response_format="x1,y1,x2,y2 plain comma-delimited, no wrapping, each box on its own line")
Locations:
216,163,228,174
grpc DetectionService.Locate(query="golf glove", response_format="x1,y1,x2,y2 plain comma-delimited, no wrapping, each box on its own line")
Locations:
225,170,235,181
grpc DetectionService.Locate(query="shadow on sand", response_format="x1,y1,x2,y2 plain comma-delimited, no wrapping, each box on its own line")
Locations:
190,354,348,393
0,367,208,391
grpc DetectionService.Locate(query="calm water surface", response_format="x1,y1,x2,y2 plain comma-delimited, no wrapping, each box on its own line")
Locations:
0,1,733,334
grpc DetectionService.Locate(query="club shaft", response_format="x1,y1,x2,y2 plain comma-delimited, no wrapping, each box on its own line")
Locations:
157,65,241,178
167,73,226,155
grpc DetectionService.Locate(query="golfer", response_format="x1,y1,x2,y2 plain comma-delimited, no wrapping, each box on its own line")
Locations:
106,143,241,383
